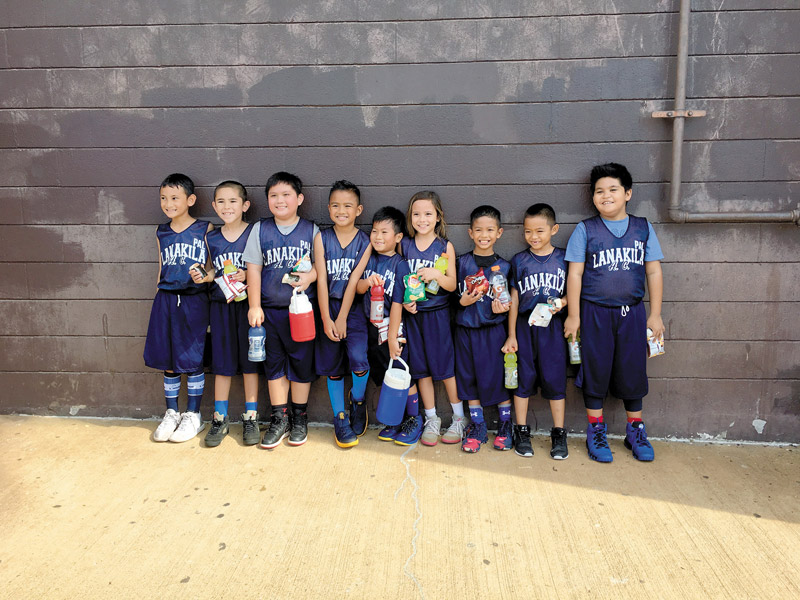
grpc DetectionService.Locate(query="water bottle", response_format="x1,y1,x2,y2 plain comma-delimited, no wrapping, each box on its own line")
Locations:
425,253,449,294
504,352,518,389
568,333,581,365
370,285,385,324
490,266,511,304
248,325,266,362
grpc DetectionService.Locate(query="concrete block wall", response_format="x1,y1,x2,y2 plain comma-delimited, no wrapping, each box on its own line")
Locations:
1,1,798,441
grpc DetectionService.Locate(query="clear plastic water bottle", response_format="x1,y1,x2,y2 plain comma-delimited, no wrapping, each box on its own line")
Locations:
248,325,266,362
568,333,581,365
504,352,518,389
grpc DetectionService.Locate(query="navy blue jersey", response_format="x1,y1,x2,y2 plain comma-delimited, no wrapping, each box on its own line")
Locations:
400,236,450,311
157,220,210,293
582,215,648,307
206,223,254,303
362,252,404,318
455,252,511,328
321,227,370,300
510,247,567,314
258,217,316,308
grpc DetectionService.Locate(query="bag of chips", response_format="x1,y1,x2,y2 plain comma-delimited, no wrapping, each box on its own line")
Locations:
465,268,490,295
403,272,427,303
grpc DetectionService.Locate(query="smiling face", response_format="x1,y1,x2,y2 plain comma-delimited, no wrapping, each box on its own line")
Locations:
370,219,403,254
212,186,250,225
592,176,632,221
160,185,195,221
328,189,362,228
410,199,438,237
524,215,559,254
267,182,303,222
468,215,503,254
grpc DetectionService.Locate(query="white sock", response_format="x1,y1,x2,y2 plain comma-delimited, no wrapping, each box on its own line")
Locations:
424,408,437,419
450,402,465,418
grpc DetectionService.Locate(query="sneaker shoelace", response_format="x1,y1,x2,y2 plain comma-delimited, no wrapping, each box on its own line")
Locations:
423,418,439,435
592,426,609,449
209,419,224,434
633,425,653,448
400,416,419,434
497,420,512,438
176,414,196,433
447,417,465,436
242,418,258,436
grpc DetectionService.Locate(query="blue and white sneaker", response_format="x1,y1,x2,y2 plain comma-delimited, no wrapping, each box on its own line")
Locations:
378,424,401,441
394,415,423,446
624,421,655,461
586,421,613,463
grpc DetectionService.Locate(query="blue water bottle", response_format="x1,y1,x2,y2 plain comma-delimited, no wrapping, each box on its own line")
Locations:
248,325,266,362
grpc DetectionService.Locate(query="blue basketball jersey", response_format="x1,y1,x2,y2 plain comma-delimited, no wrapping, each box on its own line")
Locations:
582,215,649,307
455,252,511,328
157,219,210,293
362,252,404,318
258,217,316,308
205,223,254,303
320,227,370,300
400,236,450,311
510,247,567,314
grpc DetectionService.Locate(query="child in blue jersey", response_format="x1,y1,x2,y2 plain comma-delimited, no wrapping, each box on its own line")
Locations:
455,206,513,453
356,207,421,445
244,172,319,450
314,180,372,448
189,181,260,447
502,204,569,459
564,163,665,463
390,191,460,447
144,173,212,443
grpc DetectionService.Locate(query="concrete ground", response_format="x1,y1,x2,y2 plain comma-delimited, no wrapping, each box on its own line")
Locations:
1,415,798,600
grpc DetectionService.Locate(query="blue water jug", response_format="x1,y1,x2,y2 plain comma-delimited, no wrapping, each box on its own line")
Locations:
248,325,266,362
376,357,411,426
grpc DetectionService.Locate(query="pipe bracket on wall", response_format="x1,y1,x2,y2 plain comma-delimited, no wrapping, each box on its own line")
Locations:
652,110,706,118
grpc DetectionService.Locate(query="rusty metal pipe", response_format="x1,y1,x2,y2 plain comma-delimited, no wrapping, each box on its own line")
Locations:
667,0,800,225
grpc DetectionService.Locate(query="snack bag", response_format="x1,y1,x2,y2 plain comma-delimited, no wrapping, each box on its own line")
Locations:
465,268,490,295
281,251,312,284
404,272,427,303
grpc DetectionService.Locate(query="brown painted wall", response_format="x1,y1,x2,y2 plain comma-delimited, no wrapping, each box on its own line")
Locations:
1,1,798,441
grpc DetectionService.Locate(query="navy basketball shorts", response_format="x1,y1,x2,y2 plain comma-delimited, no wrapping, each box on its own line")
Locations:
404,307,455,381
515,312,567,400
209,300,258,377
455,323,509,407
315,298,370,377
576,299,648,401
143,290,209,373
263,305,317,383
366,320,409,386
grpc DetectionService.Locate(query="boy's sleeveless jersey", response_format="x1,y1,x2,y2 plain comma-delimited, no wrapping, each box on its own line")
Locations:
455,252,511,328
510,247,567,314
400,236,450,311
582,215,649,307
362,252,404,318
258,217,316,308
206,223,254,303
157,220,210,293
321,227,370,300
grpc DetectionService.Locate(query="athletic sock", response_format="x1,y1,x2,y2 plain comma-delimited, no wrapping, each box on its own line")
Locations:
214,400,229,418
327,377,345,415
186,371,205,413
245,401,258,413
588,415,604,425
498,403,512,422
450,401,465,418
351,370,370,403
163,373,181,412
627,417,643,424
424,407,437,419
406,391,420,416
469,405,484,424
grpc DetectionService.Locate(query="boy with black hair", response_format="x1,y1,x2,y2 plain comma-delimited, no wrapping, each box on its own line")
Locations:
503,203,569,459
144,173,212,443
455,205,513,453
244,171,318,449
564,162,665,463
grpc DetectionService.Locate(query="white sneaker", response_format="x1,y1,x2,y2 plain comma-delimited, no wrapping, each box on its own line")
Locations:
420,415,442,447
169,411,205,443
441,415,469,444
153,409,181,442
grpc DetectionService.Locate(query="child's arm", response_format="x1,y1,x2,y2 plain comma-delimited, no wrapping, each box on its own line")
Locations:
563,262,584,339
246,262,264,327
417,241,457,292
155,238,162,290
191,231,216,284
645,260,665,339
388,301,404,359
357,271,384,295
314,232,338,341
336,245,372,339
502,288,520,353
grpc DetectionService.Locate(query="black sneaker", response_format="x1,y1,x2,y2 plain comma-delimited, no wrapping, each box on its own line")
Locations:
260,407,290,449
514,424,534,457
241,412,260,446
349,392,368,437
288,406,308,446
550,427,569,460
204,414,229,447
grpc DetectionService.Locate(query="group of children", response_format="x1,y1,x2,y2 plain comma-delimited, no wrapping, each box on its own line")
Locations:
144,163,665,463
